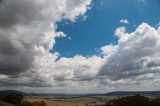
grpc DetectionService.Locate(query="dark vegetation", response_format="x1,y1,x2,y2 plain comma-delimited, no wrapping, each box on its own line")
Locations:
3,92,24,105
22,100,46,106
104,95,160,106
0,92,46,106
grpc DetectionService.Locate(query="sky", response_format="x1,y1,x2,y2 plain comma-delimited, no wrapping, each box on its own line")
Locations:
0,0,160,94
54,0,160,57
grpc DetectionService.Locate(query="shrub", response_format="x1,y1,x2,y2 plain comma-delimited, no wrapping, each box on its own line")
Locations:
4,92,24,105
22,100,46,106
0,96,4,101
22,100,32,106
105,95,160,106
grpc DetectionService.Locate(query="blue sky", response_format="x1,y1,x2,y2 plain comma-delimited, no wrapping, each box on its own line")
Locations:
54,0,160,57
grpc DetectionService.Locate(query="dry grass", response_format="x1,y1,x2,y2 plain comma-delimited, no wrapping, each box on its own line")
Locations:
26,98,86,106
0,101,16,106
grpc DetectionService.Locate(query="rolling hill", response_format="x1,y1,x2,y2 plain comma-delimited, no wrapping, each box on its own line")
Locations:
0,90,160,97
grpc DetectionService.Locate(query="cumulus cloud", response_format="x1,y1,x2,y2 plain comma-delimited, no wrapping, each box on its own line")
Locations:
0,0,160,93
99,23,160,82
33,22,160,92
120,19,129,24
114,26,129,42
0,0,92,87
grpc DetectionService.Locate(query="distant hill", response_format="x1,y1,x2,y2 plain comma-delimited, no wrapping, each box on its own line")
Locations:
105,91,160,96
0,90,73,97
0,90,26,96
0,90,160,97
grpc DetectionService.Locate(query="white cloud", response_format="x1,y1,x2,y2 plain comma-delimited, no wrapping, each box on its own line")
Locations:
0,0,160,93
60,0,92,21
31,22,160,93
0,0,93,88
101,45,117,55
99,23,160,83
115,26,131,42
68,36,72,40
120,19,129,24
136,0,146,4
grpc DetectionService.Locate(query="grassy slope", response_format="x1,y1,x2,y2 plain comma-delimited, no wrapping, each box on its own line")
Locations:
0,101,16,106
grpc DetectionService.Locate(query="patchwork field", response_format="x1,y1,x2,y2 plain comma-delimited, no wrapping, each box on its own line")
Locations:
27,99,84,106
25,96,109,106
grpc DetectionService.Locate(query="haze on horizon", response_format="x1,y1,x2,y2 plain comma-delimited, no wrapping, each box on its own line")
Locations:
0,0,160,94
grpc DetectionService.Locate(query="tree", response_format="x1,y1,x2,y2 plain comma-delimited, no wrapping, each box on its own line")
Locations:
105,95,160,106
4,92,24,105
